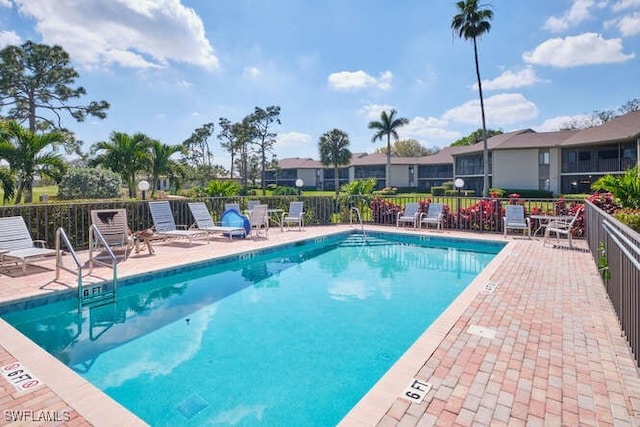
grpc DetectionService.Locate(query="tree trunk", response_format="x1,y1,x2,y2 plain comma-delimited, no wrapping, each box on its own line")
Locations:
473,37,489,198
386,134,391,188
334,165,339,198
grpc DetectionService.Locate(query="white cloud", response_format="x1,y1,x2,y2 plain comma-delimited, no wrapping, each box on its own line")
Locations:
328,70,393,91
274,131,313,158
177,79,192,89
358,103,395,121
535,114,593,131
398,116,460,143
13,0,219,70
243,66,261,79
617,12,640,36
0,30,21,48
442,93,538,126
0,0,11,7
543,0,596,32
523,33,635,68
611,0,640,12
477,66,545,91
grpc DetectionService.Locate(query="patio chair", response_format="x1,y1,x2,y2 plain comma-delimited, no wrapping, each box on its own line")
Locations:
248,204,269,238
503,205,531,238
419,203,444,230
90,209,132,260
281,201,304,231
544,207,582,248
188,202,247,240
0,216,56,273
148,201,207,246
397,202,420,228
247,200,261,212
224,203,240,213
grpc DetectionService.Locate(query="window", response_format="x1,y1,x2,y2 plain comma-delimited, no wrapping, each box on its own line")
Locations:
539,150,550,165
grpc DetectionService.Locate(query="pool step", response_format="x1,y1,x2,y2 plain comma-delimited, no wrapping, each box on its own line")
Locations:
339,235,391,247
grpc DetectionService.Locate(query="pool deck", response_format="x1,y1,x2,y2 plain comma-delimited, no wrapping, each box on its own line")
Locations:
0,224,639,426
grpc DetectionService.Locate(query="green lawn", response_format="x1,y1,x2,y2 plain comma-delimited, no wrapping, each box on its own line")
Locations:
0,185,58,205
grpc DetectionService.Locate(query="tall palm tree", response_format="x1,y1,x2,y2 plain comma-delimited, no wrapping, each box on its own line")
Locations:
368,110,408,188
148,139,183,197
90,131,151,198
0,120,66,204
318,129,352,198
452,0,494,197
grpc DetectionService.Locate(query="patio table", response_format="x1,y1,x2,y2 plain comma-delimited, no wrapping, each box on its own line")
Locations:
530,214,575,237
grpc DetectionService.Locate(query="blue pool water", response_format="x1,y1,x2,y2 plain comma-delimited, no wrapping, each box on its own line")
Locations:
2,232,503,426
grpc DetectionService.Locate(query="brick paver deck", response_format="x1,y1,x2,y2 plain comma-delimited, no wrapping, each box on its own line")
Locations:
0,225,639,426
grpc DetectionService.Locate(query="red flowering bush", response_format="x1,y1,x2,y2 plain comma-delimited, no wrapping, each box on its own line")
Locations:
458,197,503,231
370,197,402,224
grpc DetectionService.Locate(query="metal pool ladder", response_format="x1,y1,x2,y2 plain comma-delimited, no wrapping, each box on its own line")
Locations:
55,227,83,290
350,207,368,243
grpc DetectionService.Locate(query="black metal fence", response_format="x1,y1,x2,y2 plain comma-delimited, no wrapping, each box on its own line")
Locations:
585,200,640,367
0,195,587,249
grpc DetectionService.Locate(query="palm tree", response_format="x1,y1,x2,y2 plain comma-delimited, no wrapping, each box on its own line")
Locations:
318,129,352,198
149,139,183,197
452,0,494,197
0,120,66,204
368,110,408,188
90,131,151,198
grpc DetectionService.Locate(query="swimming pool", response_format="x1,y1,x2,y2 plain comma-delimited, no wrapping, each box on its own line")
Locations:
2,231,504,426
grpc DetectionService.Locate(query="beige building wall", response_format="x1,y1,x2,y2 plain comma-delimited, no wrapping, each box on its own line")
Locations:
297,169,317,187
493,149,539,190
390,165,410,187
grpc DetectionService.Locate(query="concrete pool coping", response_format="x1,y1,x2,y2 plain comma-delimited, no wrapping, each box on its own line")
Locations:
1,224,639,426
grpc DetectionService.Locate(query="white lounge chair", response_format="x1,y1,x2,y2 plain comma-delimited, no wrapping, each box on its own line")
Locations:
419,203,444,230
544,207,582,248
188,202,246,240
148,201,207,246
90,209,132,260
281,201,304,231
503,205,531,238
248,204,269,238
0,216,56,273
397,202,420,228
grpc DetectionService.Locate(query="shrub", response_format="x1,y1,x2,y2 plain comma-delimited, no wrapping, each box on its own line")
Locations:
613,209,640,232
372,187,398,196
445,189,475,196
203,180,240,197
370,196,402,224
431,186,445,196
58,167,122,200
592,166,640,208
341,178,377,196
457,197,503,231
273,186,297,196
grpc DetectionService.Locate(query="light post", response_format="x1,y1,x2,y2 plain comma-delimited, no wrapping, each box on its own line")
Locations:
454,178,465,230
295,178,304,199
138,180,150,201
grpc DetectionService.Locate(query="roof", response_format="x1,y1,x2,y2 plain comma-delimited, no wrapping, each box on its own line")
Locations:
561,110,640,146
278,157,322,169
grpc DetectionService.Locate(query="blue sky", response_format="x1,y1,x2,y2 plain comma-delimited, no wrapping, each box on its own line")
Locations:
1,0,639,170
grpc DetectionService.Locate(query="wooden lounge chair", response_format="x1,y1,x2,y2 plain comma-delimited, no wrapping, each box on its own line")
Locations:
503,205,531,238
90,209,132,260
0,216,56,273
148,201,208,246
419,203,444,230
188,202,247,240
281,201,304,231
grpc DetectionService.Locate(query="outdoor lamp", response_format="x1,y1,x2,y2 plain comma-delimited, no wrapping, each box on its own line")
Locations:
295,179,304,196
138,180,150,200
